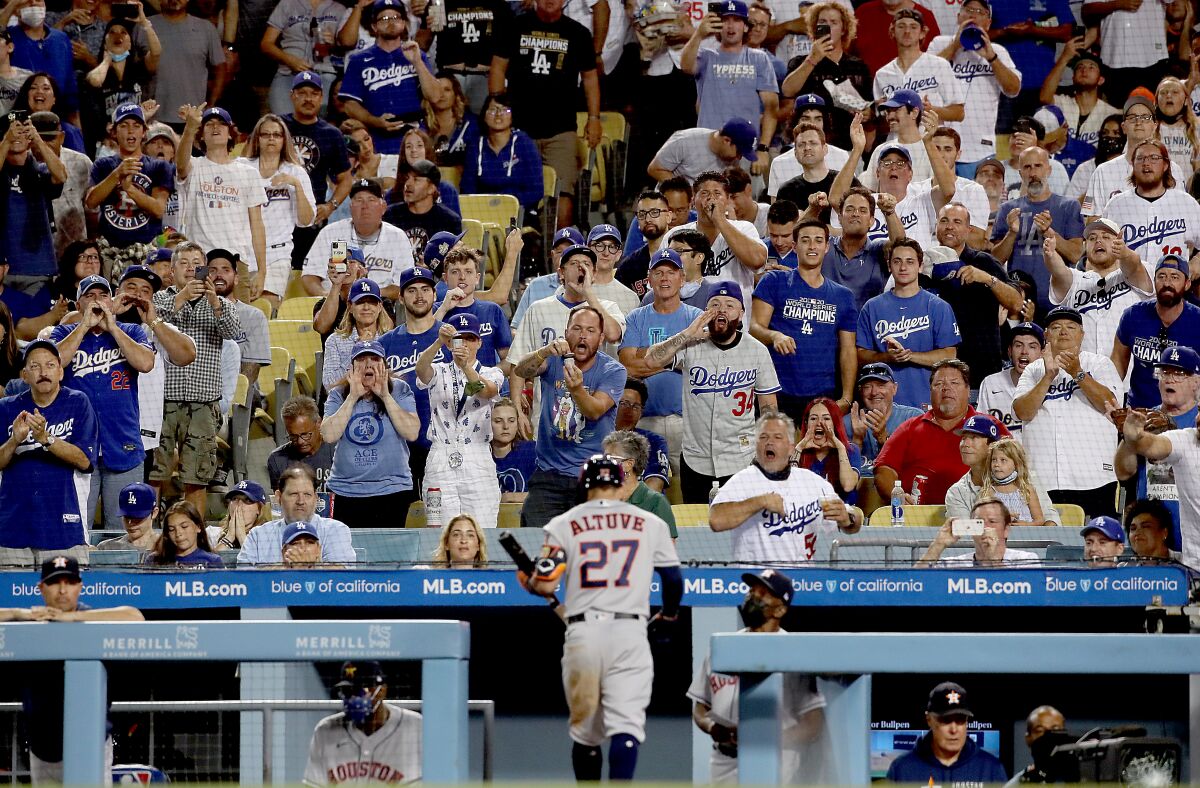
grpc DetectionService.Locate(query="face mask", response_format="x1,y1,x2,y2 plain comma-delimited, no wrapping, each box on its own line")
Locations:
111,51,129,62
19,6,46,26
739,594,768,629
1097,136,1124,160
992,469,1018,485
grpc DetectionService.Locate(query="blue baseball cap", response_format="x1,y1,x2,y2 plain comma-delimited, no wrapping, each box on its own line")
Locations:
449,312,482,338
552,227,586,249
1081,515,1125,543
857,362,894,385
118,482,156,519
120,265,163,292
558,244,597,266
1044,305,1083,327
398,266,437,292
423,230,466,268
350,339,386,361
1010,322,1045,347
718,0,748,18
1155,253,1190,280
77,274,112,300
587,223,622,246
201,106,233,126
875,143,912,165
282,520,321,545
291,70,323,91
348,277,382,303
880,89,923,112
146,247,173,266
1155,345,1200,375
649,248,683,269
719,117,758,162
955,414,1000,442
347,247,366,264
22,339,59,367
372,0,403,12
112,103,145,125
707,280,743,304
225,479,268,505
794,94,826,113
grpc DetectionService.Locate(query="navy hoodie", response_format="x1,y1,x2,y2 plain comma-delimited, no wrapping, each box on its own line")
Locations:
886,732,1008,786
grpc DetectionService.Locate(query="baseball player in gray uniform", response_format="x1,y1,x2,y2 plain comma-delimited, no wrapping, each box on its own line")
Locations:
303,661,422,786
524,454,684,781
644,280,781,503
688,568,827,783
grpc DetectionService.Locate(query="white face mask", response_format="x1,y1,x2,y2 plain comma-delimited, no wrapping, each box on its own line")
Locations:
19,6,46,26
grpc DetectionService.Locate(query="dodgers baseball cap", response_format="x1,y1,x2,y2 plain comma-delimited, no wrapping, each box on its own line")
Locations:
717,0,748,18
350,339,386,361
398,266,437,292
77,274,112,300
41,555,81,584
225,479,268,504
201,106,233,126
1044,305,1083,327
347,247,366,264
23,339,58,366
1084,217,1120,237
956,414,1001,442
552,227,585,249
120,265,163,292
649,248,683,270
423,230,466,268
1156,253,1189,279
1155,345,1200,375
558,244,597,266
449,312,482,338
880,89,922,112
336,660,384,689
927,682,973,718
350,178,384,199
1010,322,1045,347
857,362,894,385
1081,515,1125,543
708,280,743,303
145,247,173,266
719,117,758,163
291,70,323,91
794,94,826,113
348,278,383,303
741,568,793,606
371,0,402,13
282,520,320,545
875,143,913,165
588,223,622,245
112,102,145,126
118,482,157,519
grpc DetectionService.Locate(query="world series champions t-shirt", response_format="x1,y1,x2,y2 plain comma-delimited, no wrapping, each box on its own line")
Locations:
0,387,99,549
753,270,857,398
439,0,513,67
1115,300,1200,408
339,47,436,154
495,10,594,139
89,154,174,245
856,288,960,409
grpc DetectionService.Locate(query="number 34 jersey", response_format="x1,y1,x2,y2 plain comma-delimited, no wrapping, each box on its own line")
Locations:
545,499,679,619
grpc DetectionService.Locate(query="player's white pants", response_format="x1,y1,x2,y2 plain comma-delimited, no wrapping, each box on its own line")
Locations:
424,448,500,529
30,736,113,786
709,749,737,783
561,617,652,747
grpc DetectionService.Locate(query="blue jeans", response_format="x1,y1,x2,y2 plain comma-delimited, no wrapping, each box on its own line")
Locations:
87,463,146,531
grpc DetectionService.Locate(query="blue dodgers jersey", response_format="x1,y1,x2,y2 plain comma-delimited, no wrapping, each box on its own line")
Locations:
620,302,701,417
495,439,537,493
323,379,416,496
441,301,513,367
0,387,98,549
856,289,960,409
380,322,446,449
753,270,857,397
339,47,432,153
50,322,153,473
536,353,627,476
1116,300,1200,408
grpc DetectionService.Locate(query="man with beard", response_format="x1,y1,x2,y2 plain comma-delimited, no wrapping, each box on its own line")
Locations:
1102,140,1200,264
752,218,857,420
48,275,154,530
513,305,627,528
844,362,923,464
998,117,1072,199
646,281,779,503
206,249,271,386
1113,254,1200,408
820,186,895,312
383,160,462,265
769,97,852,199
1084,96,1188,216
977,323,1044,442
1014,305,1123,517
281,70,353,234
1043,219,1152,357
991,145,1085,313
339,0,444,155
776,121,855,227
617,192,674,298
710,411,859,563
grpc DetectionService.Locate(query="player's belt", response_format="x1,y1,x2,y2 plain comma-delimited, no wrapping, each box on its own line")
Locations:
565,611,645,624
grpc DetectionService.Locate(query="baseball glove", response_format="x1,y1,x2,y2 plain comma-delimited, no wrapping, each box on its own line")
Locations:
646,613,677,646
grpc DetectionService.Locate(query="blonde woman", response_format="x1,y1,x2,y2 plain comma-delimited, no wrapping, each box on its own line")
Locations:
432,514,489,568
211,480,273,550
322,278,394,389
979,438,1055,526
1156,76,1200,181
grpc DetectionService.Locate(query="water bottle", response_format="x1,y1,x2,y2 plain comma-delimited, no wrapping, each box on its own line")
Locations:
890,480,904,527
426,487,442,528
708,480,721,504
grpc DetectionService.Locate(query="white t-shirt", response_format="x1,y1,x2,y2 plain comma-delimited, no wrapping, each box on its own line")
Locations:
1162,428,1200,567
941,547,1040,564
176,157,268,267
1054,94,1119,153
1101,188,1200,263
872,52,965,111
139,339,166,450
301,219,414,293
1066,158,1095,201
711,464,840,564
303,704,422,786
927,36,1020,161
1084,0,1167,69
767,145,851,198
1049,264,1153,356
861,139,933,191
1013,351,1124,490
1156,120,1195,182
910,175,990,230
241,158,317,265
977,368,1024,443
664,220,765,313
1084,153,1187,213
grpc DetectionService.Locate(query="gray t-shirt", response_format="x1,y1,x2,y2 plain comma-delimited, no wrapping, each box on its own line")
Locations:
232,300,272,365
265,0,350,76
652,127,731,184
148,13,225,119
0,67,32,116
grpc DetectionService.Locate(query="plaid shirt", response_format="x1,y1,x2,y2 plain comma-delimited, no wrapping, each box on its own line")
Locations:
152,288,243,403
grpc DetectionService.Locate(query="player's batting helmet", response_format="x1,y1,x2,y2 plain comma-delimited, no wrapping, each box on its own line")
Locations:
578,454,625,491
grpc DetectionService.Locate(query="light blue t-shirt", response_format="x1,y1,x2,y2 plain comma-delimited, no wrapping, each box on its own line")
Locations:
536,352,627,476
694,46,779,131
511,273,560,330
324,379,417,496
842,401,925,463
620,301,701,417
856,289,960,409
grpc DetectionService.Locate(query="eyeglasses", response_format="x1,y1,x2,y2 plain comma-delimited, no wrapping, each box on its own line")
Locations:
288,430,315,444
672,247,696,255
590,242,621,254
259,131,285,139
375,14,403,22
879,159,910,170
1134,154,1165,163
617,400,643,411
636,208,664,219
486,105,511,115
1125,114,1154,123
1154,367,1191,381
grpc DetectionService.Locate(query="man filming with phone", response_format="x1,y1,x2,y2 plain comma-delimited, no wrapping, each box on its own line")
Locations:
918,497,1038,567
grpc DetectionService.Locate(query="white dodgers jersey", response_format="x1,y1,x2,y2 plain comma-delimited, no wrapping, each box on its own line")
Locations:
712,465,840,564
303,704,421,786
545,498,679,619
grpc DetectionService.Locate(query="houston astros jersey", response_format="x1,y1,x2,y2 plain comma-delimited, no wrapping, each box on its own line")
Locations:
303,703,421,786
544,498,679,618
1101,188,1200,264
1049,264,1153,356
712,465,840,564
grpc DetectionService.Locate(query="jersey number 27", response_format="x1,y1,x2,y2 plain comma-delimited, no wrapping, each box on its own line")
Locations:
579,540,639,588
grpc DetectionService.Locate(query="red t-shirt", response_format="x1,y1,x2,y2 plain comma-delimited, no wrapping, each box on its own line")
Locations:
874,406,1010,505
852,1,941,76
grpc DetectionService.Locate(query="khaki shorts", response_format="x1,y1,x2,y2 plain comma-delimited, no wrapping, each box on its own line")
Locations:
537,131,581,197
152,401,221,485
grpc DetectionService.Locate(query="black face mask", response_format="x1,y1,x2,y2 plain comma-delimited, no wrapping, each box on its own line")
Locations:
1096,136,1124,161
739,594,769,629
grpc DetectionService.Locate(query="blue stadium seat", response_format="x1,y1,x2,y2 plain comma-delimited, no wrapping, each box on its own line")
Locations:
90,550,141,567
349,528,423,564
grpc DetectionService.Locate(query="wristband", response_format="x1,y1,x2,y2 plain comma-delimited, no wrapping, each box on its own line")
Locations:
985,53,997,63
756,144,769,153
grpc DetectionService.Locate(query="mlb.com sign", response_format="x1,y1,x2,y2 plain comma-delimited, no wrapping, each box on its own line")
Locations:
946,577,1032,596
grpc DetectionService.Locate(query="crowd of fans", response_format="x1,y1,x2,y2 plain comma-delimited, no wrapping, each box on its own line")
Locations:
0,0,1198,570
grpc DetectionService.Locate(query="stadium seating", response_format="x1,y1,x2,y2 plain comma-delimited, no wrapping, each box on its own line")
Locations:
867,505,946,527
267,320,320,396
350,528,423,563
672,504,709,528
275,296,320,322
